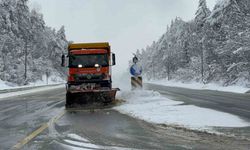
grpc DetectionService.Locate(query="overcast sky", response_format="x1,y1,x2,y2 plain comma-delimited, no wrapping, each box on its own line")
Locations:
29,0,217,75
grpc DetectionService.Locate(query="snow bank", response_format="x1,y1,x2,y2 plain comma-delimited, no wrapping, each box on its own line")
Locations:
115,90,250,130
0,74,65,90
0,79,13,89
148,80,249,93
0,84,65,100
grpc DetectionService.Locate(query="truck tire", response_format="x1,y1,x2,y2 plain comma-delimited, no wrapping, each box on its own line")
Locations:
65,92,73,108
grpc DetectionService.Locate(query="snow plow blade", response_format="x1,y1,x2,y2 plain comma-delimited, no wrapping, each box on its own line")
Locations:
65,88,119,109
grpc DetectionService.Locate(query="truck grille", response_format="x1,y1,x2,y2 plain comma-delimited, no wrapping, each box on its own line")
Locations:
74,74,105,81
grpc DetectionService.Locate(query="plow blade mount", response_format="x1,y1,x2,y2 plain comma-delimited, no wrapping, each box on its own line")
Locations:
65,89,118,108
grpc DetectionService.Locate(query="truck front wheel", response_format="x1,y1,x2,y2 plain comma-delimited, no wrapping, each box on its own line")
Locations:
65,92,73,108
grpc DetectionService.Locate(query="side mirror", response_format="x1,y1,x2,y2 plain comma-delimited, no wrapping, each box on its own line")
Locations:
61,54,65,67
112,53,116,66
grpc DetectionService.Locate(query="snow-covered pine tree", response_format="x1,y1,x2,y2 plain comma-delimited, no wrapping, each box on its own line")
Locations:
0,0,68,85
136,0,250,86
195,0,211,26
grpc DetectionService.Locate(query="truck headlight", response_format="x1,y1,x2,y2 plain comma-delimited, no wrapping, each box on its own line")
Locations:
78,64,83,68
95,64,100,68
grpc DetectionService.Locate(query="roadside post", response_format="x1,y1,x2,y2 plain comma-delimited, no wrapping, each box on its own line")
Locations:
130,55,143,90
46,70,50,85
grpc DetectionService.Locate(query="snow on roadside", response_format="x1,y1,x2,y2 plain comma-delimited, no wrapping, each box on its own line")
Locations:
148,80,249,93
0,79,13,89
67,134,89,142
64,139,99,149
0,74,65,90
0,84,65,100
115,90,250,131
28,74,65,87
58,133,133,150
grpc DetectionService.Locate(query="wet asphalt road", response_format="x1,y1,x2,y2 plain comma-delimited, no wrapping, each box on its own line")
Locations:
0,86,250,150
0,87,186,150
145,83,250,121
0,88,64,150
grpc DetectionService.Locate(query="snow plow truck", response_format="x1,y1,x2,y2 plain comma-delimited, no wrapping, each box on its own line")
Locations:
61,42,119,108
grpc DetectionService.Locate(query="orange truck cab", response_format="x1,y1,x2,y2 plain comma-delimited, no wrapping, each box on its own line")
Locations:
61,42,119,108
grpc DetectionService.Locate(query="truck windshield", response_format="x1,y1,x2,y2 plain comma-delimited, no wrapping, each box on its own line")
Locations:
69,54,109,68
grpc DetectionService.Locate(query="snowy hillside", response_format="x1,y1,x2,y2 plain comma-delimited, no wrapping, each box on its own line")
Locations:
136,0,250,87
0,0,67,85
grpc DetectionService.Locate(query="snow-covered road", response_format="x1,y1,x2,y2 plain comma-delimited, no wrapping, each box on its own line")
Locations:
115,90,250,132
